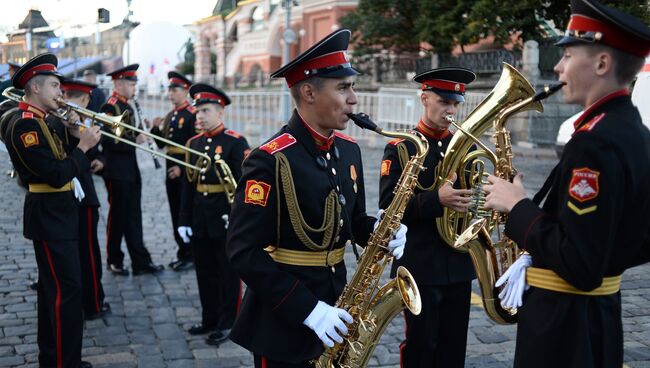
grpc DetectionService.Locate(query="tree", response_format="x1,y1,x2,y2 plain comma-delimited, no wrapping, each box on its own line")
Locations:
339,0,421,55
344,0,649,57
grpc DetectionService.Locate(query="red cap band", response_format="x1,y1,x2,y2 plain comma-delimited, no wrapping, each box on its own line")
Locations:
61,83,93,94
568,15,650,57
422,80,465,93
194,92,225,106
285,51,349,87
111,70,137,80
18,63,57,88
169,77,190,89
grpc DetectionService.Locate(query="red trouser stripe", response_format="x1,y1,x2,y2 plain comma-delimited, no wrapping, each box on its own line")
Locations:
105,181,113,262
261,356,267,368
87,207,100,312
42,241,63,368
400,311,408,368
236,279,243,314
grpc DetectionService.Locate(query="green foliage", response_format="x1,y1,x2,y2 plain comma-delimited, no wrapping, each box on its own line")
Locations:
339,0,421,54
343,0,649,56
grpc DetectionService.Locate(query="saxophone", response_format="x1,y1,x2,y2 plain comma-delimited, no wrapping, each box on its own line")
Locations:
443,64,564,324
314,113,425,368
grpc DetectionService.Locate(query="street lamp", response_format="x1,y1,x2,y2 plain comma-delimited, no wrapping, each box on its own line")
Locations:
281,0,299,121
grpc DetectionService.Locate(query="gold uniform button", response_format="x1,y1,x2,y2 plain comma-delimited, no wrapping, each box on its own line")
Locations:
327,251,338,267
339,219,344,227
205,146,210,150
326,152,331,160
203,192,208,196
207,138,212,143
201,176,206,180
331,168,336,175
169,127,174,132
437,141,442,147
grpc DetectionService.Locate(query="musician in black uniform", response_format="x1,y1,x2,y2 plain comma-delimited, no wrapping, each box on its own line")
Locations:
226,29,407,367
0,61,21,102
379,68,476,368
483,1,650,367
178,83,249,345
150,71,197,271
100,64,163,276
2,53,100,368
47,79,111,320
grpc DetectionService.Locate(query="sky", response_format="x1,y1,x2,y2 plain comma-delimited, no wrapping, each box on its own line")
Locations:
0,0,218,41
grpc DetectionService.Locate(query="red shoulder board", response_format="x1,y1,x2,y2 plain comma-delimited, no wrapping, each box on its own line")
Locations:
388,138,405,146
575,113,605,134
335,132,356,143
186,105,197,114
22,112,34,119
260,133,297,154
107,96,118,105
225,129,242,138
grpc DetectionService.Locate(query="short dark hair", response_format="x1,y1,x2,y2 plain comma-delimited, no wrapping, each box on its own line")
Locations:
289,77,326,105
24,75,48,97
586,44,645,85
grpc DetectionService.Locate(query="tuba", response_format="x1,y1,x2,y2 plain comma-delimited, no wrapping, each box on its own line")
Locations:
436,63,564,324
314,113,423,368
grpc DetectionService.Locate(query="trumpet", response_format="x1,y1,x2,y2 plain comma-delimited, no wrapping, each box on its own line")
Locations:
1,87,211,173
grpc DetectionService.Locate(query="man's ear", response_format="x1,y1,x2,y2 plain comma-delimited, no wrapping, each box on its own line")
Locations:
420,91,428,107
595,52,613,77
300,82,317,105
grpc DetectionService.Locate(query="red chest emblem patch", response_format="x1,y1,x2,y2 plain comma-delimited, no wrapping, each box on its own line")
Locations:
568,168,600,202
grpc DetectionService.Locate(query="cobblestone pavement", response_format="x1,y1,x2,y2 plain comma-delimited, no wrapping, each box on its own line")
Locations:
1,140,649,368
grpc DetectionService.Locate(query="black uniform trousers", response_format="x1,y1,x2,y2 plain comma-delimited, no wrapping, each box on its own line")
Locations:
254,354,312,368
400,281,472,368
33,239,83,368
166,175,191,261
191,235,240,329
78,206,105,315
104,179,152,269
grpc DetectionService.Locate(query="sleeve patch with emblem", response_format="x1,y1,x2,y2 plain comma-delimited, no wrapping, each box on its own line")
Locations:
245,180,271,207
381,160,392,176
568,167,599,202
20,131,39,147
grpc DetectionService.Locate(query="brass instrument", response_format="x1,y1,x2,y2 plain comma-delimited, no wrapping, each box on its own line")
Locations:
132,95,162,169
435,63,564,324
1,87,211,173
435,63,545,249
314,113,423,368
214,154,237,205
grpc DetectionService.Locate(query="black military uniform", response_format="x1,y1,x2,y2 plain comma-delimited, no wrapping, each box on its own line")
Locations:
51,79,109,319
501,1,650,367
178,83,248,344
150,72,197,271
2,54,89,368
0,62,20,103
379,68,476,368
100,64,161,275
226,29,376,367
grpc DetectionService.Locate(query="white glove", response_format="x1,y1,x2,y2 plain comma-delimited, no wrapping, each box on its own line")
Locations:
495,253,532,309
72,177,85,202
177,226,193,244
374,210,408,260
303,301,353,348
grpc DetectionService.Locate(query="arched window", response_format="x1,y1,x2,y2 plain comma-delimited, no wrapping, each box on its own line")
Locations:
251,6,264,32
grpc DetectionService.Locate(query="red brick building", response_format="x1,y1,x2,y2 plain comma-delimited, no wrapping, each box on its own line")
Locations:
194,0,357,86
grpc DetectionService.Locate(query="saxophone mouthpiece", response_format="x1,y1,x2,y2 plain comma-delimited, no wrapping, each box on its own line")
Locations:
533,82,566,102
347,113,379,132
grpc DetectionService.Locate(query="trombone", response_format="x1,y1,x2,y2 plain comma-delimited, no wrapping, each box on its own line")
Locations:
2,87,211,173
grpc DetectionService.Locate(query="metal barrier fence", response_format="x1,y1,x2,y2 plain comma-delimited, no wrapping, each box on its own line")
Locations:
135,90,488,146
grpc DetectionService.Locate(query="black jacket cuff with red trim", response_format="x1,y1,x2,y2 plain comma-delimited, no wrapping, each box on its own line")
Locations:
272,282,319,327
504,198,544,251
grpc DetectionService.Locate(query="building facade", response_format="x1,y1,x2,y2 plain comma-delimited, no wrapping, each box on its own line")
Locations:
194,0,357,87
